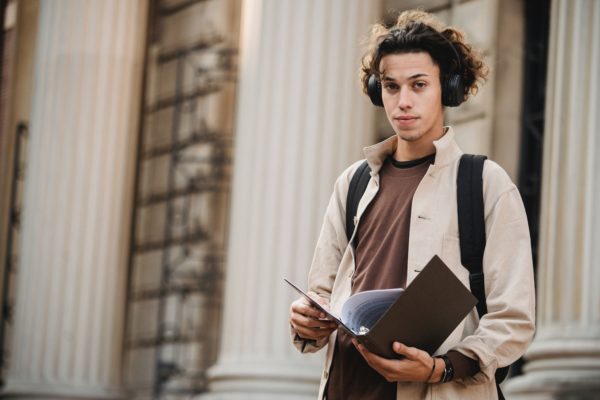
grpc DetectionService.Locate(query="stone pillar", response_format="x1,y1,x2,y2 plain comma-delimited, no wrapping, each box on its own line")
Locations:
2,0,147,398
505,1,600,398
203,0,378,399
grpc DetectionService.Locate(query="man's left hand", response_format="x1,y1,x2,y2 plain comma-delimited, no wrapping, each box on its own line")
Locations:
353,340,441,383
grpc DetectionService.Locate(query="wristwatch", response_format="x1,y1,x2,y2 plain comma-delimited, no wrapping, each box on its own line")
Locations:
435,354,455,383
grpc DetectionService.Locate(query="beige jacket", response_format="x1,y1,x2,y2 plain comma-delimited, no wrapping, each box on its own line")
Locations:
291,127,536,400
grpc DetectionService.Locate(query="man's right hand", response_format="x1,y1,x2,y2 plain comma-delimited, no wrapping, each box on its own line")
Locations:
289,292,338,340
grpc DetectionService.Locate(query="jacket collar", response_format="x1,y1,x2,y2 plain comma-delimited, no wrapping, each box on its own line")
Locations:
362,126,463,175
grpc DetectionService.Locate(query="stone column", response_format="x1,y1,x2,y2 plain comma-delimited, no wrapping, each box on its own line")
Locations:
505,1,600,398
203,0,378,399
3,0,147,398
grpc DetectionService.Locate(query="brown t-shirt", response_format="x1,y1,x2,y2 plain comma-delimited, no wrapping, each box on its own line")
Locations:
326,155,432,400
325,154,479,400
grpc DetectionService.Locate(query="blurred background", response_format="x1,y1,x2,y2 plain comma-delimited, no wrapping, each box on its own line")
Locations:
0,0,598,399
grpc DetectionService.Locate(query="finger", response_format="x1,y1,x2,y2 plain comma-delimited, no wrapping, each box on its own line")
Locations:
392,342,420,360
353,341,381,365
307,291,330,309
291,299,327,320
295,325,336,340
353,342,373,365
290,314,337,339
291,302,324,320
362,346,388,367
353,341,398,378
291,312,337,330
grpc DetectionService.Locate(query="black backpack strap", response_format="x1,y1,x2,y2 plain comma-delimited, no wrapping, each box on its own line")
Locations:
457,154,509,395
345,160,371,243
457,154,488,318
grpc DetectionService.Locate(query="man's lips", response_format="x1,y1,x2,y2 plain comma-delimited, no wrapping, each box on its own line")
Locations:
394,115,419,120
393,115,419,125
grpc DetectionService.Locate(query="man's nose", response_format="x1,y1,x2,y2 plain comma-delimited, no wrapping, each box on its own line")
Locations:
397,87,412,110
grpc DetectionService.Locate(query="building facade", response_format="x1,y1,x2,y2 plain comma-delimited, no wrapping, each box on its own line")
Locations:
0,0,598,399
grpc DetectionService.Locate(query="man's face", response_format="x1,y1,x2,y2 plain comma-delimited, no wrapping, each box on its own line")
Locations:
379,52,444,145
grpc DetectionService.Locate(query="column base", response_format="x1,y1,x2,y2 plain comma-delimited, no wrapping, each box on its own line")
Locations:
198,394,315,400
505,371,600,400
1,381,126,400
504,337,600,399
200,358,321,400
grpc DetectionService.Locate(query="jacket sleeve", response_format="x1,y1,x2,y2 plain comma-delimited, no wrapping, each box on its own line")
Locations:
290,161,362,354
451,161,536,384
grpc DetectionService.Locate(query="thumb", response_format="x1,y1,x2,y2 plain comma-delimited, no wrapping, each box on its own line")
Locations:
308,291,330,309
392,342,417,360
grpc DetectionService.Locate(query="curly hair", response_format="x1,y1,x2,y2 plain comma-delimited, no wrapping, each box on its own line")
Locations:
360,10,488,102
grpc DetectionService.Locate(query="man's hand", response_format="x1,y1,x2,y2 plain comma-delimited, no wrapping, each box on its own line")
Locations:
353,340,443,383
289,292,338,340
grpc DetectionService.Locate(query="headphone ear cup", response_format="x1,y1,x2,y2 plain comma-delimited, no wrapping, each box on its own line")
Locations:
442,73,465,107
367,74,384,107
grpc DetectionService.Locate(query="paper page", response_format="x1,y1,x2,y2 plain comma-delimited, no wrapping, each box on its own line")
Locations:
341,288,404,335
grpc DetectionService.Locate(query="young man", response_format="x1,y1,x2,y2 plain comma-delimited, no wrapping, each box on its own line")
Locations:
289,10,535,400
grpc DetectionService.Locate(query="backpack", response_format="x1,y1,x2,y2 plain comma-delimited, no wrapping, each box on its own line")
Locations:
345,154,508,399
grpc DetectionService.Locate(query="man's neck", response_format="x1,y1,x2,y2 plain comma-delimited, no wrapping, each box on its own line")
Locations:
394,130,445,161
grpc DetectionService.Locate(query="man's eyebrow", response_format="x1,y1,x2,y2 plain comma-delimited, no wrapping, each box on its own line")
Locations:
408,73,429,80
381,73,430,81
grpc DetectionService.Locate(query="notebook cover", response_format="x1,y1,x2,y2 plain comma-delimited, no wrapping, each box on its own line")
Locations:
358,255,477,358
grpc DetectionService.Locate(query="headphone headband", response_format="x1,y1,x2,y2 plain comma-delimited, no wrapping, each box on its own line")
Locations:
436,29,462,72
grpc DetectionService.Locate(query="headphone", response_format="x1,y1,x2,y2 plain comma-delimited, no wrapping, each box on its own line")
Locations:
367,29,465,108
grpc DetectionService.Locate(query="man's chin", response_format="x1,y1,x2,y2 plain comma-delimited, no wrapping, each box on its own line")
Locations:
396,131,423,142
